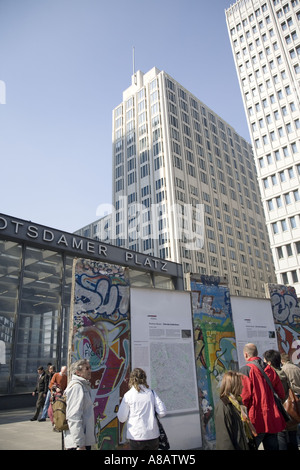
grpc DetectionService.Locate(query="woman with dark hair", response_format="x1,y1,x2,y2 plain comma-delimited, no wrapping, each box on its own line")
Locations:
214,371,256,450
263,349,298,451
263,349,289,399
117,368,166,450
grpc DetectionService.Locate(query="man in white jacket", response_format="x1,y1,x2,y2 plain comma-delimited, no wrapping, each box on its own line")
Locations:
63,359,96,450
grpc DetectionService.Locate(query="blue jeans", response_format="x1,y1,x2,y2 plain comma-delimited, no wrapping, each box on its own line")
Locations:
255,433,279,450
278,430,298,450
41,390,51,419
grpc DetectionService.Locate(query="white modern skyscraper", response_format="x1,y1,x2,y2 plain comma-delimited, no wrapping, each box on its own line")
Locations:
110,66,276,297
226,0,300,296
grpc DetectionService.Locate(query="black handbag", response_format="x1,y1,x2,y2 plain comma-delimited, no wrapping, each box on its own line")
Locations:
252,361,291,423
155,413,170,450
152,390,170,450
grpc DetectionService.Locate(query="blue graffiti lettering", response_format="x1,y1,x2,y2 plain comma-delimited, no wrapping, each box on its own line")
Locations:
271,292,300,324
75,274,129,320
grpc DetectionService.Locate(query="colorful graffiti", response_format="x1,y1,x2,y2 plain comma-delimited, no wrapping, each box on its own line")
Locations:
71,259,130,449
191,278,238,445
268,283,300,364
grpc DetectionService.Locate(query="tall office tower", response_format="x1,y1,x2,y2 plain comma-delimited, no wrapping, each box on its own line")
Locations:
111,66,276,297
226,0,300,296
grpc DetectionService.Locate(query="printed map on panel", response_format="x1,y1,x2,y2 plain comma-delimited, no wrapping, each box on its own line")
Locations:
150,342,198,412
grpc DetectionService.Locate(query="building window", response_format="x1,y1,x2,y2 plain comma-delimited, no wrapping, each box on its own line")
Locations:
293,189,300,201
281,219,288,231
284,193,292,204
12,247,69,394
263,177,269,188
290,216,297,229
286,244,293,257
279,170,286,182
275,149,281,160
277,246,284,259
291,142,298,153
283,146,289,157
272,222,279,234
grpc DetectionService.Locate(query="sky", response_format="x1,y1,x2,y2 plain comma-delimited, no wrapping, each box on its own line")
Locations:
0,0,250,234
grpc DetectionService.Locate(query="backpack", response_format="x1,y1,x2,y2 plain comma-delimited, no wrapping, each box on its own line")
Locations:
52,381,83,432
52,396,69,432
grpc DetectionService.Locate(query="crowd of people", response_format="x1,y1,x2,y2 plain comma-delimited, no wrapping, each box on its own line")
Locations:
31,362,165,451
215,343,300,451
30,342,299,451
30,359,96,450
30,363,68,429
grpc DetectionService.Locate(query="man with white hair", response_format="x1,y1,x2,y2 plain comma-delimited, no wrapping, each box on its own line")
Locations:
63,359,96,450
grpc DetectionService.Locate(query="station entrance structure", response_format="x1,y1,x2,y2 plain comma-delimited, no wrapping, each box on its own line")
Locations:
0,213,184,403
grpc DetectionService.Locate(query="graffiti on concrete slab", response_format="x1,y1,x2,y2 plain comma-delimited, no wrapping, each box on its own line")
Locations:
268,283,300,363
71,259,130,449
191,279,238,445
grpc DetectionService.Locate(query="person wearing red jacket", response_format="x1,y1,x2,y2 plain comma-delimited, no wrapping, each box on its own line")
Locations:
240,343,286,450
49,365,68,392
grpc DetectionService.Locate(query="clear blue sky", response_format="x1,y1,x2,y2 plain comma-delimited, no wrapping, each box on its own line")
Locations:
0,0,249,233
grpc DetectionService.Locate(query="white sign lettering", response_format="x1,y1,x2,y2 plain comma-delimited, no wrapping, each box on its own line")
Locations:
0,215,171,274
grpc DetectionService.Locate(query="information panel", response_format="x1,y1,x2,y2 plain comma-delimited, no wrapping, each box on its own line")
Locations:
231,296,278,368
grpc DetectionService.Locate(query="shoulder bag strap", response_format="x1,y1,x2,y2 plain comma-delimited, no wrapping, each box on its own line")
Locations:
251,361,291,422
251,360,276,393
151,389,158,418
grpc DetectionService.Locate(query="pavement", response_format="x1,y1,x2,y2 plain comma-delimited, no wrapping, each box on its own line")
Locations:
0,408,63,450
1,407,299,452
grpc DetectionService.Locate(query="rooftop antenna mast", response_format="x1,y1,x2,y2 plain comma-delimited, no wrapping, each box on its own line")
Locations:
132,46,135,75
